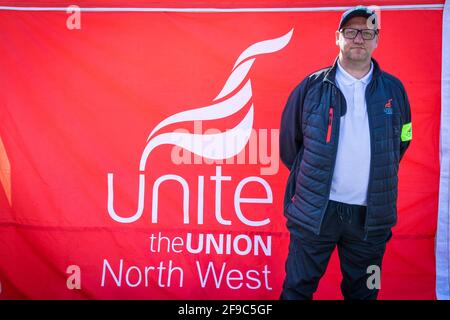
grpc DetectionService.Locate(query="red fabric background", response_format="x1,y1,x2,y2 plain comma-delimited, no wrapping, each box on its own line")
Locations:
0,2,441,299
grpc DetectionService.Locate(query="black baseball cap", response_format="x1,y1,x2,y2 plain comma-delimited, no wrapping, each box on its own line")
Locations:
338,5,379,30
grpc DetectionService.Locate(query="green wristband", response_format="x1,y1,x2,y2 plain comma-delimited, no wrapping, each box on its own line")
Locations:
401,122,412,142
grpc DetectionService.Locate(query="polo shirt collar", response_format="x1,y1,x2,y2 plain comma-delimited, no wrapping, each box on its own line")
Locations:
336,59,373,85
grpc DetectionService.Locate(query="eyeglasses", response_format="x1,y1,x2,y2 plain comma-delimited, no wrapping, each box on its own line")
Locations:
340,28,378,40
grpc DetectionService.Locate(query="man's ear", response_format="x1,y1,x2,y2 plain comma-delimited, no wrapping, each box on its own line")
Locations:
373,31,379,49
335,30,340,46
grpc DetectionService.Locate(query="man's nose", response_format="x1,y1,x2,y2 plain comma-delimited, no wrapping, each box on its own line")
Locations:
353,32,364,44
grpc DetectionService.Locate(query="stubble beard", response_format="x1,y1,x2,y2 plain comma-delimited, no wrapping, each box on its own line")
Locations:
346,48,370,64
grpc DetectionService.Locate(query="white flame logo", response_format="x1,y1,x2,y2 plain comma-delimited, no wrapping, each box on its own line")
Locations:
107,29,294,223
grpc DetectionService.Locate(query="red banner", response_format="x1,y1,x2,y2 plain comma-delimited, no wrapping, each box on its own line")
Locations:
0,4,442,299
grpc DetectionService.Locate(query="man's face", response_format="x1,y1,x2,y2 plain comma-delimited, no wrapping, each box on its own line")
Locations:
335,16,378,62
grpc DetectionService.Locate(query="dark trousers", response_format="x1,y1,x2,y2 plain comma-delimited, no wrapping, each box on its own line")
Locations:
281,200,392,300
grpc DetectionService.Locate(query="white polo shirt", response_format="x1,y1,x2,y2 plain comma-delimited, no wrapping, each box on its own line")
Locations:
329,60,373,205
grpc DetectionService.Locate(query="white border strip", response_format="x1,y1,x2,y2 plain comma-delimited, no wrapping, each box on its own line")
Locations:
436,0,450,301
0,4,444,12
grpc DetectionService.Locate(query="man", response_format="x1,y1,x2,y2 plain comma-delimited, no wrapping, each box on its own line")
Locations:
279,5,412,300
